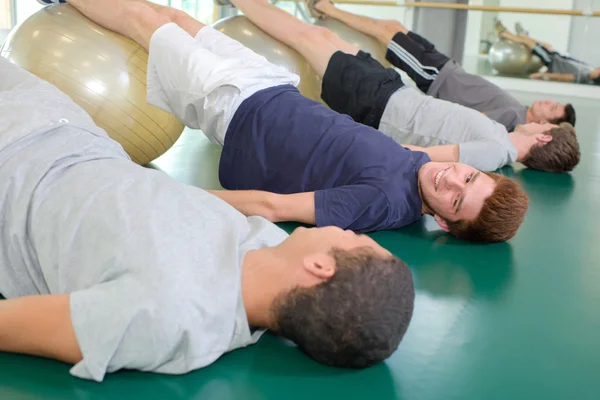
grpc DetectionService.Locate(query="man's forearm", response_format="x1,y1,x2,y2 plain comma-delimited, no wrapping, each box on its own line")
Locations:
551,73,576,82
208,190,279,221
402,144,459,162
402,144,423,152
532,72,575,82
0,294,82,364
208,190,317,225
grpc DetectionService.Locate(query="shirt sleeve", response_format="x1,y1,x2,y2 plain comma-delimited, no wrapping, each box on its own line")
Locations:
458,140,509,171
314,184,391,233
68,278,219,382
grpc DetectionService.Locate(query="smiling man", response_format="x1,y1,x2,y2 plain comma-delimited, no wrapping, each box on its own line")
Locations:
55,0,528,242
309,0,577,132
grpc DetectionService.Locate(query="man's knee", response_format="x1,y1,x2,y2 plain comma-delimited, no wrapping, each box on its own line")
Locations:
379,20,405,43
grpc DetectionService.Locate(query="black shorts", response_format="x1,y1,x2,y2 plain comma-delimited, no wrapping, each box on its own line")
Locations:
531,44,554,66
321,50,404,129
386,31,451,93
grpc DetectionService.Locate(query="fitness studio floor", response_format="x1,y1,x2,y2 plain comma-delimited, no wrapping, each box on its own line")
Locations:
1,89,599,400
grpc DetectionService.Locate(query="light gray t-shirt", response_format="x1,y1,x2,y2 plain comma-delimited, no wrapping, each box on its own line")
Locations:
379,86,518,171
426,60,528,131
0,58,288,382
548,55,594,84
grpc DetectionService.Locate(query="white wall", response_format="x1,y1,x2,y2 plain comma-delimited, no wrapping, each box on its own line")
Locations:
15,1,43,25
336,4,409,27
568,0,600,66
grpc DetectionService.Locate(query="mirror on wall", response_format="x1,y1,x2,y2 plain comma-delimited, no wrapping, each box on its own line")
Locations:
463,0,600,87
3,0,598,88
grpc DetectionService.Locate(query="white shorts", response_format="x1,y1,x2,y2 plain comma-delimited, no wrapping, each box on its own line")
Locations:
146,23,300,145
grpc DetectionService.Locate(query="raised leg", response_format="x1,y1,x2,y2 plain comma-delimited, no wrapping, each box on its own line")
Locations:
500,30,537,50
500,29,553,66
314,0,406,45
128,0,207,38
231,0,358,77
68,0,176,50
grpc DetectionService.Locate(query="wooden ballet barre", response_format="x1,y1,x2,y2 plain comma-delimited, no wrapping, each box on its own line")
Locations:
279,0,398,6
403,2,600,17
220,1,600,16
329,0,397,5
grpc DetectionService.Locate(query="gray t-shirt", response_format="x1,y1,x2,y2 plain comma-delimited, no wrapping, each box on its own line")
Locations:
548,55,594,84
426,60,528,131
0,58,287,381
379,86,518,171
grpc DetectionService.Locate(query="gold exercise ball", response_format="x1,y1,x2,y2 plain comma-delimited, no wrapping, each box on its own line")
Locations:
0,4,184,165
488,40,532,76
527,55,544,74
212,15,322,102
314,19,392,68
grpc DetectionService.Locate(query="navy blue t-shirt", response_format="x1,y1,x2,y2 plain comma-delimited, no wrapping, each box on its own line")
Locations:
220,85,430,233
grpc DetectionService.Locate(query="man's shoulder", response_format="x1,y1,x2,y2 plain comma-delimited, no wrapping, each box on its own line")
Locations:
484,106,527,130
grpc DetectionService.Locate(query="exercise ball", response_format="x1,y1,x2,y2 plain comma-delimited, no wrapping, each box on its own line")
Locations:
488,40,532,76
212,16,322,102
314,19,392,68
0,4,184,165
527,55,543,74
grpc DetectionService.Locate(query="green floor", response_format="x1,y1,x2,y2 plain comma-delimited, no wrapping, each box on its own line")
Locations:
2,91,600,399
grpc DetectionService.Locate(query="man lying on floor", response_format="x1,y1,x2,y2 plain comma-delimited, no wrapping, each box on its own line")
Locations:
498,21,600,86
56,0,528,243
224,0,580,174
0,17,415,383
308,0,578,133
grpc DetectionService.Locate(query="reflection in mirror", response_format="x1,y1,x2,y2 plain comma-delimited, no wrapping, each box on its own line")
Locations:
464,0,600,86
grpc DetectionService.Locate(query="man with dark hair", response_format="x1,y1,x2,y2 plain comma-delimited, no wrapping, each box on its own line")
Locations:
309,0,577,132
223,0,579,175
2,2,417,382
498,22,600,89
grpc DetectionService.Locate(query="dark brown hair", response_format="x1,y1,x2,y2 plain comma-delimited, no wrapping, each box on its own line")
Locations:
446,173,529,243
272,248,414,368
522,123,580,172
550,103,576,126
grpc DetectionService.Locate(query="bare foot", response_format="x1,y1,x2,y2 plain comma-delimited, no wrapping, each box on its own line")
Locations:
494,18,507,39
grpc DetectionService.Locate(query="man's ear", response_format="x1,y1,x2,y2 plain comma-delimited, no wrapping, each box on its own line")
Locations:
302,253,336,280
434,214,450,232
536,134,553,144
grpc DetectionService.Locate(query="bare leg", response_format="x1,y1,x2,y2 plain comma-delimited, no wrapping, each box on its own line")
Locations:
128,0,206,38
68,0,174,50
314,0,406,45
500,30,537,50
518,32,554,52
231,0,358,77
